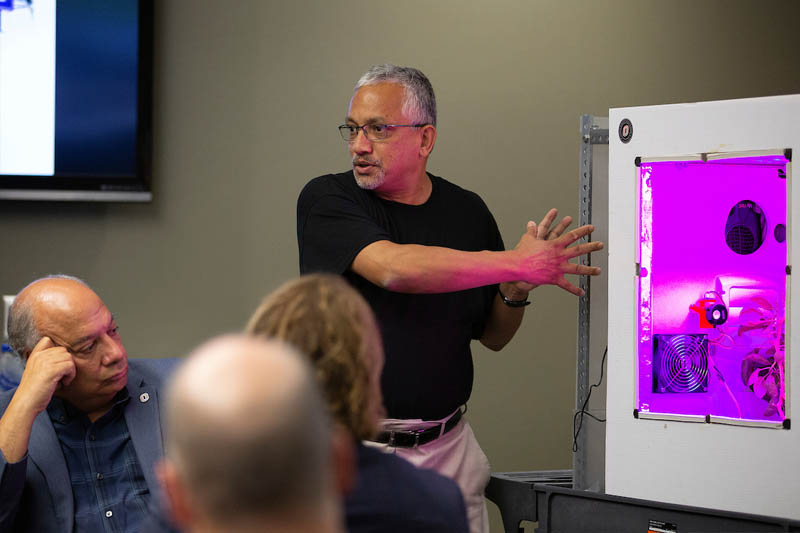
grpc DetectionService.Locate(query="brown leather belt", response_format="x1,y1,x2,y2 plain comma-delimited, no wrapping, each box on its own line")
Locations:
373,408,462,448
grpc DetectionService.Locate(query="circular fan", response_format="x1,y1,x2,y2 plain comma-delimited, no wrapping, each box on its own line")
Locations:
725,226,756,255
657,334,708,393
725,200,765,255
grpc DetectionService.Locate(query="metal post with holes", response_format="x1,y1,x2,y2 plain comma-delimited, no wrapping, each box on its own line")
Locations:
485,116,611,532
573,115,609,492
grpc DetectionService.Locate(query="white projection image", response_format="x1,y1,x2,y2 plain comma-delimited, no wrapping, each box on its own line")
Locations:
0,0,56,176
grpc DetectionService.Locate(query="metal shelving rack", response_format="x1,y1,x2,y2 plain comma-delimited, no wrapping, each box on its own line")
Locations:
573,114,609,492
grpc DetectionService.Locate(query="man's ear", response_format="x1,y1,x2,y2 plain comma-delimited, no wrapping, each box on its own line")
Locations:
330,423,356,497
419,125,437,158
155,459,195,528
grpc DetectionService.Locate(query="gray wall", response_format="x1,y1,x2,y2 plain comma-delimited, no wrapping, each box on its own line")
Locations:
3,1,799,529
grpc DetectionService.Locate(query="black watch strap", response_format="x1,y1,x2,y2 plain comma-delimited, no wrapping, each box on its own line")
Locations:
498,287,531,307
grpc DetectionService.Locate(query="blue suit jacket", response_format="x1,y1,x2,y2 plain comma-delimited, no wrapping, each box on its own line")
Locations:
0,358,180,533
346,443,469,533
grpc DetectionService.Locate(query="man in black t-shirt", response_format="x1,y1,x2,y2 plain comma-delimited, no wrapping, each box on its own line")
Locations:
297,64,602,533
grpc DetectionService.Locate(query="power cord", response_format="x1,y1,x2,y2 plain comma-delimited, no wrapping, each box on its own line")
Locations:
572,346,608,452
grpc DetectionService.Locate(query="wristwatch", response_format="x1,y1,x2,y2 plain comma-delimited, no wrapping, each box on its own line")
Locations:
498,287,530,307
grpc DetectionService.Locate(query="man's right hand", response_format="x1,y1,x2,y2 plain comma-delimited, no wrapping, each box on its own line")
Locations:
14,337,76,416
0,337,75,464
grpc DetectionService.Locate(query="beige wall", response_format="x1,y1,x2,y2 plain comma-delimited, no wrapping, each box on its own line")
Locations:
3,1,799,529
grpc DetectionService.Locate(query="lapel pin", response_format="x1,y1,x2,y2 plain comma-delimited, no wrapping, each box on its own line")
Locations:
139,392,150,403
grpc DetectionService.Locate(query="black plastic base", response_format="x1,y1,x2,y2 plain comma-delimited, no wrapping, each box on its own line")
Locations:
486,471,800,533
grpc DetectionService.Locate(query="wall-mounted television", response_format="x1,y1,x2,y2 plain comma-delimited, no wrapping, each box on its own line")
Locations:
0,0,153,202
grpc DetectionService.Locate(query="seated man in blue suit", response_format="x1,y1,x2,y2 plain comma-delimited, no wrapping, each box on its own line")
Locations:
0,275,170,532
246,274,469,533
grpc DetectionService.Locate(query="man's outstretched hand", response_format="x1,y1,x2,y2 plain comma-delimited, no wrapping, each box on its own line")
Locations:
512,208,603,296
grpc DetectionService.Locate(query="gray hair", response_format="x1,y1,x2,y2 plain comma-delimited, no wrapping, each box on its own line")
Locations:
165,335,332,524
7,274,89,359
355,64,437,127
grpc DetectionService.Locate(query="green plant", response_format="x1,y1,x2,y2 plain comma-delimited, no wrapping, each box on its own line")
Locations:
739,297,785,418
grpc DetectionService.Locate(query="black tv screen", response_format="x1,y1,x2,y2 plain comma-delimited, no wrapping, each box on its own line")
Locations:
0,0,152,201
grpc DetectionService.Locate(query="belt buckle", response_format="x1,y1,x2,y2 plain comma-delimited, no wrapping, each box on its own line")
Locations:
389,430,396,446
414,430,421,448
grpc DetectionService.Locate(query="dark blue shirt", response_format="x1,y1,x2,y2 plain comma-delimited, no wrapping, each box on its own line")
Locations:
47,388,151,533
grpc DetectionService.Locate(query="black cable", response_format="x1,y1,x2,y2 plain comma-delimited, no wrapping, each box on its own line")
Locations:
572,346,608,452
579,411,606,423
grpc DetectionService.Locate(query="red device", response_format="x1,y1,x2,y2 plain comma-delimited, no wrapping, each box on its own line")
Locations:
690,298,718,329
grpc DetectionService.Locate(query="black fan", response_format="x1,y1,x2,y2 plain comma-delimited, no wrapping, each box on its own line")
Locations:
725,200,766,255
653,334,708,393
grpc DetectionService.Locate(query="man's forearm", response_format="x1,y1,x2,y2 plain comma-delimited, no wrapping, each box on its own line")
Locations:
0,396,37,464
0,446,27,530
480,283,527,351
353,241,522,294
353,222,601,297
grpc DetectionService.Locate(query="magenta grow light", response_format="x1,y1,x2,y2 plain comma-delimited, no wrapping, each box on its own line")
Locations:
635,152,790,427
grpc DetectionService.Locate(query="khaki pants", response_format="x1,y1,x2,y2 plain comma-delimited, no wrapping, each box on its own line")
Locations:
367,414,490,533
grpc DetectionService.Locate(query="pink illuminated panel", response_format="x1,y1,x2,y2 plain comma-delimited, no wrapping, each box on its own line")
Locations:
636,153,789,425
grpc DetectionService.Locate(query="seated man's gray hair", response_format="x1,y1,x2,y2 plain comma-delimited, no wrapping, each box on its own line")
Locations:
6,274,89,360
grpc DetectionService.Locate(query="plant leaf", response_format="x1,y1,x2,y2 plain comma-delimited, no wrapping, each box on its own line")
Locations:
763,380,778,400
739,308,765,321
743,353,772,367
738,322,769,336
754,383,767,400
751,374,767,399
750,296,774,312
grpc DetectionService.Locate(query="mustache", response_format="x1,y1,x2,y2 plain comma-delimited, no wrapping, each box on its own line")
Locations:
352,157,380,167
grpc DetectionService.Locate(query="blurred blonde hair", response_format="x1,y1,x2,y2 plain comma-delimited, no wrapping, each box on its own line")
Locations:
246,274,381,440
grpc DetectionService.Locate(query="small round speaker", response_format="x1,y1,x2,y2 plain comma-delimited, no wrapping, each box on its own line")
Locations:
618,119,633,143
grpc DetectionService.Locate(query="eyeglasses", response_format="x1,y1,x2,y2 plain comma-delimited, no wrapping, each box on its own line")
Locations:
338,123,428,142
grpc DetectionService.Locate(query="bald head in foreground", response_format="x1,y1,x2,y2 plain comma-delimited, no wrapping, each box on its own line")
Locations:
158,335,346,533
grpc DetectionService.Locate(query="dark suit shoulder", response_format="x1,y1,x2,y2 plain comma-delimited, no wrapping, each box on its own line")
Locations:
357,444,460,495
127,358,181,388
346,444,468,533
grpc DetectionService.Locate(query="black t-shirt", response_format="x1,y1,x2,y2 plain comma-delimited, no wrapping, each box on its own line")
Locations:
297,171,504,420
